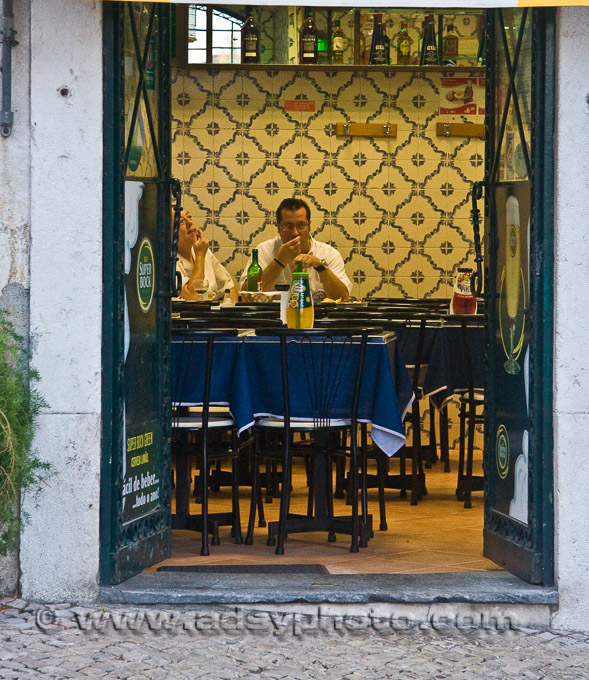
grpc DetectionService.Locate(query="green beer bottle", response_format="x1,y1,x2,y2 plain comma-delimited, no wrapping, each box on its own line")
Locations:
246,248,263,292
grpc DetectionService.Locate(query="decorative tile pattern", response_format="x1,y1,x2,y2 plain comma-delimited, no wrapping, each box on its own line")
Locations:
172,67,484,299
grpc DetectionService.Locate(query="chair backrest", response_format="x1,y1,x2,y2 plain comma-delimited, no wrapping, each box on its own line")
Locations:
171,328,239,433
179,310,278,320
314,319,387,333
172,300,213,314
235,302,280,310
182,317,283,330
254,328,369,437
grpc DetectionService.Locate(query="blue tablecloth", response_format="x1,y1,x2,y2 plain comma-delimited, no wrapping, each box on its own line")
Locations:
421,322,486,408
171,332,414,457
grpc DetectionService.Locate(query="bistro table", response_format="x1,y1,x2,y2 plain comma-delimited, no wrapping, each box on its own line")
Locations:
172,330,413,456
421,317,486,408
171,329,414,539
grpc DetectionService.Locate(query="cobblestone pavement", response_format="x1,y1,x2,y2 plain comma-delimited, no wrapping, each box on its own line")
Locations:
2,597,589,679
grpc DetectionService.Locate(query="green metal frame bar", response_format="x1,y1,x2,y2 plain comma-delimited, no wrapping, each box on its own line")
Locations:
100,1,124,585
100,2,173,586
125,4,163,178
532,7,555,587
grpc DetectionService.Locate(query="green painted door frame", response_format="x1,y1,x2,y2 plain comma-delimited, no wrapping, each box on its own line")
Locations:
100,1,173,585
98,3,555,588
482,7,554,585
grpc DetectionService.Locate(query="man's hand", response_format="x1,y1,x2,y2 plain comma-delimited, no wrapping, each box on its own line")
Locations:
193,229,209,256
277,236,302,264
294,253,321,269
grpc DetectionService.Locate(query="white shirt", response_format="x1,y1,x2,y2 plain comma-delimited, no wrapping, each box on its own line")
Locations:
239,236,353,296
177,248,235,299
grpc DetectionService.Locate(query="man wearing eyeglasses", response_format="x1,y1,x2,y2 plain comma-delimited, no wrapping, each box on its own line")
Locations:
239,198,352,301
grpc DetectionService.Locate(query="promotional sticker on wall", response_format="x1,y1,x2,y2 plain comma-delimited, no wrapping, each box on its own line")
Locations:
440,77,485,116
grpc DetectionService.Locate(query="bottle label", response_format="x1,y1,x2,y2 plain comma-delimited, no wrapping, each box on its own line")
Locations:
287,278,313,329
373,45,386,64
333,36,345,52
244,36,257,57
424,46,438,64
302,37,316,58
399,38,410,56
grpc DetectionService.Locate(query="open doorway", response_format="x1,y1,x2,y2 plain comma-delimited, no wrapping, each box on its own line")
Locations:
101,3,553,588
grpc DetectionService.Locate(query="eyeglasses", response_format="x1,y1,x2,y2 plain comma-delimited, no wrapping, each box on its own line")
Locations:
279,222,310,233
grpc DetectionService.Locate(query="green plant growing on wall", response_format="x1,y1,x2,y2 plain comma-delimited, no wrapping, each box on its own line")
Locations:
0,312,50,555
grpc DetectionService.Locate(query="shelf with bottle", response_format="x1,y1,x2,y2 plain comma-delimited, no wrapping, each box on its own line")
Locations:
186,63,485,74
182,6,487,70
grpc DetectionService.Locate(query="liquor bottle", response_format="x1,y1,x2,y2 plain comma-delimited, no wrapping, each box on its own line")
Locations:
331,19,345,64
396,21,412,65
300,11,318,64
419,14,439,66
286,261,314,329
246,248,263,292
241,16,259,64
369,14,387,66
442,24,459,66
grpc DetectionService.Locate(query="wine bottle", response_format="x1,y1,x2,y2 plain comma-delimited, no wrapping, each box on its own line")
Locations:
331,19,345,64
246,248,263,292
300,11,318,64
419,14,439,66
369,14,387,66
396,21,412,65
241,16,260,64
442,24,459,66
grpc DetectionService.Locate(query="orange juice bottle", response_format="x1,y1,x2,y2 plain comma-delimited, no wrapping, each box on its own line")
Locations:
286,261,314,329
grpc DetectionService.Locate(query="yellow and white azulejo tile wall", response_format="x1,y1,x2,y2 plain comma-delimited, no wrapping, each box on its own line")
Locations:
171,67,485,299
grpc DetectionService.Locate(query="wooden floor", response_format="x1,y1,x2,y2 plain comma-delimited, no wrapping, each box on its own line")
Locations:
152,449,501,575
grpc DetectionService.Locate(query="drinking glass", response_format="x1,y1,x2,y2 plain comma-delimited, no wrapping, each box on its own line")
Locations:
193,278,209,301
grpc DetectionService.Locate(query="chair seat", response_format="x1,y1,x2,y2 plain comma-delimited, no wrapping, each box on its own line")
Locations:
173,414,235,430
256,416,351,430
